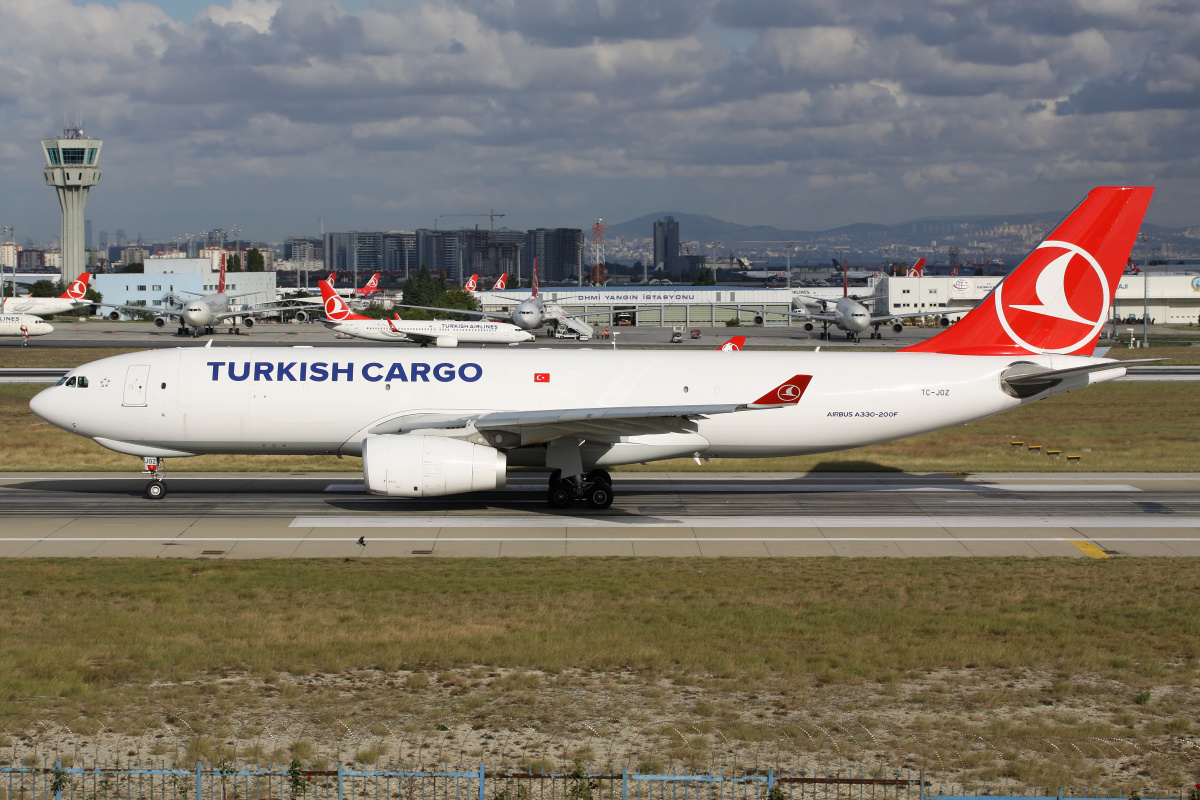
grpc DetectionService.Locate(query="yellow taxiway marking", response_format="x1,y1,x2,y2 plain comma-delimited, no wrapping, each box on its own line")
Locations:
1070,540,1111,558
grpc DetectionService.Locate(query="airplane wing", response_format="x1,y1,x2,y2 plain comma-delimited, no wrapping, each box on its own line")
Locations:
713,304,838,323
559,306,659,320
869,309,950,323
96,302,185,319
370,375,813,445
210,306,293,322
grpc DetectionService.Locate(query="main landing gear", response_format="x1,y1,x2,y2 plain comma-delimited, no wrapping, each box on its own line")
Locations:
143,456,168,499
546,468,614,509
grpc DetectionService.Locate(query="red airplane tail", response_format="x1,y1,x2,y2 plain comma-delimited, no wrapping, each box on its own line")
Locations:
902,186,1154,356
718,336,746,351
532,259,539,297
906,257,926,277
318,279,369,321
61,271,90,299
360,273,381,295
492,273,507,290
218,252,227,294
464,273,479,291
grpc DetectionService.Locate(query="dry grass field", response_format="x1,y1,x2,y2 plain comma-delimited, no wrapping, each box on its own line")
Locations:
0,559,1196,792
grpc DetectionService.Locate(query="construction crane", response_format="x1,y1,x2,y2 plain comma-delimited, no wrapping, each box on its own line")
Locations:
589,218,607,286
433,210,506,231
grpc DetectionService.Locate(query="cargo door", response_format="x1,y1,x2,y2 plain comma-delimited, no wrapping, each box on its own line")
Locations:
122,365,150,407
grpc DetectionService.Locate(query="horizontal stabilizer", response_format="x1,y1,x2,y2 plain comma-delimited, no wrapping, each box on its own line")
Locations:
1001,358,1162,397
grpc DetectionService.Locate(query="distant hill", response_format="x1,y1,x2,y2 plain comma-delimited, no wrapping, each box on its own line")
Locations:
606,213,812,243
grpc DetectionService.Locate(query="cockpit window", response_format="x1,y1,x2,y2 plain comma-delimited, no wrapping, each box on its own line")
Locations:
55,377,68,386
65,377,77,387
77,376,89,388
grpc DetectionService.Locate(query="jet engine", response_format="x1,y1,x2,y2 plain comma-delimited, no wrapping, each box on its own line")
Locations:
362,435,507,497
242,317,255,328
938,316,951,327
753,314,764,326
892,322,904,334
294,310,309,323
107,310,121,321
153,317,167,328
435,336,459,348
803,322,815,333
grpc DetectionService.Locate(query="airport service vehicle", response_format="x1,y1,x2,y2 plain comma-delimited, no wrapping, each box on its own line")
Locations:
0,313,53,342
100,255,278,336
0,272,92,317
317,280,535,347
32,187,1154,508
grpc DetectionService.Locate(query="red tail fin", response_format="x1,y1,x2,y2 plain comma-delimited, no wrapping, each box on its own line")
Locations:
906,257,926,277
718,335,746,351
218,252,227,294
61,272,90,299
361,273,381,295
318,279,368,321
464,273,479,291
532,259,539,297
492,273,507,291
903,187,1154,356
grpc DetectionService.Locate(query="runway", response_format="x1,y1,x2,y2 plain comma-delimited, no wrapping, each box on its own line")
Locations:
1,471,1198,558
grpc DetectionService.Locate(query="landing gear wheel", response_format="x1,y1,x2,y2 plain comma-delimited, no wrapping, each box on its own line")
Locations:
547,482,573,509
585,468,611,485
585,482,613,509
145,480,167,500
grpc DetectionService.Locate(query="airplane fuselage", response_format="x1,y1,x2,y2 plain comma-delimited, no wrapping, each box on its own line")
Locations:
0,313,54,336
324,318,536,345
182,294,232,329
1,296,88,317
30,346,1116,466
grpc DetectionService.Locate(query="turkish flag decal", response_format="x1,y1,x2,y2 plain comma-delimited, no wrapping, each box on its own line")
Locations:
534,373,550,382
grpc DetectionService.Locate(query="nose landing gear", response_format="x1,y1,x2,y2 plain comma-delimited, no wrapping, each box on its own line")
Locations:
143,456,168,499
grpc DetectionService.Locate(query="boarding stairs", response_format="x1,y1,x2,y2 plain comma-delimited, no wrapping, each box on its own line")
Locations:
544,304,594,338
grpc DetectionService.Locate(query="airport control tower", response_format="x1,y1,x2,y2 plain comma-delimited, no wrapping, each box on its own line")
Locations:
43,126,102,278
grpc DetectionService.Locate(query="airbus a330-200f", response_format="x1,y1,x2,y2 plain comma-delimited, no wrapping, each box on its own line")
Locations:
32,187,1155,507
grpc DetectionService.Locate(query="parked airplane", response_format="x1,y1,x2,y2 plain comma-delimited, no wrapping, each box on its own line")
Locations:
318,280,535,347
32,187,1155,509
729,258,946,340
325,272,383,298
100,255,278,336
1,313,53,343
1,272,93,317
463,274,480,291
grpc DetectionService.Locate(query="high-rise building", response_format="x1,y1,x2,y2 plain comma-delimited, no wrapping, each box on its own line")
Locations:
42,126,102,279
0,241,18,269
525,228,584,283
653,216,679,272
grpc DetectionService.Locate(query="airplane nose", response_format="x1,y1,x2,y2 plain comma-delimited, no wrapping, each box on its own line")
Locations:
29,386,65,429
43,324,54,334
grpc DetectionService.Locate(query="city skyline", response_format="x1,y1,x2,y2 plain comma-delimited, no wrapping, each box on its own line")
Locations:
1,0,1198,244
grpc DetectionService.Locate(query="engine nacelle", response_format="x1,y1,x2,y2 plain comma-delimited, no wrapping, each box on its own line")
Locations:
803,321,815,333
435,336,459,348
892,322,904,334
938,316,951,327
153,316,167,328
753,314,764,326
242,316,255,328
107,310,121,321
362,435,507,497
294,310,309,323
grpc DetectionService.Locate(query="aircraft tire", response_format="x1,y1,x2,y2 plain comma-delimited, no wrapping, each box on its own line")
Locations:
145,481,167,500
547,483,573,509
585,482,614,509
586,468,612,485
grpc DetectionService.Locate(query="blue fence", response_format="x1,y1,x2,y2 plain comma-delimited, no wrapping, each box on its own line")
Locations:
0,764,1191,800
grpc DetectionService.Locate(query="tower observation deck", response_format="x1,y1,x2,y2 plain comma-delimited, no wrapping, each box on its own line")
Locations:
43,126,102,278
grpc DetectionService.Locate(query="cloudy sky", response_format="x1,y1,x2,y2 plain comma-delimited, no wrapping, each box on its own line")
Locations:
1,0,1197,245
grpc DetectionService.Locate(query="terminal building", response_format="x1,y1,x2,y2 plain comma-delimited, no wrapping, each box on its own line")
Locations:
91,256,276,317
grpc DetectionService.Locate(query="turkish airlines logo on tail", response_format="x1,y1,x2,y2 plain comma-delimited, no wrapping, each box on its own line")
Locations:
749,374,813,407
362,274,380,293
718,336,745,351
464,274,479,291
493,273,507,291
994,241,1109,354
65,273,89,299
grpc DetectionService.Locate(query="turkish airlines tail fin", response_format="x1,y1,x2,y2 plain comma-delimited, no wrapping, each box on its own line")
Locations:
906,258,926,277
217,252,227,294
464,273,479,291
492,273,507,290
61,271,90,299
532,259,539,297
318,279,369,321
902,186,1154,357
360,273,381,295
718,336,746,351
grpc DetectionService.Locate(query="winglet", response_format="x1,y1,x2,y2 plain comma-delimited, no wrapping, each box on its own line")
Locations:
745,375,813,408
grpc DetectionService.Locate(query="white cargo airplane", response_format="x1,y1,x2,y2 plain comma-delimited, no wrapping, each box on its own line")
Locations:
100,255,277,336
33,187,1155,508
1,313,53,343
318,280,535,347
1,272,93,317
